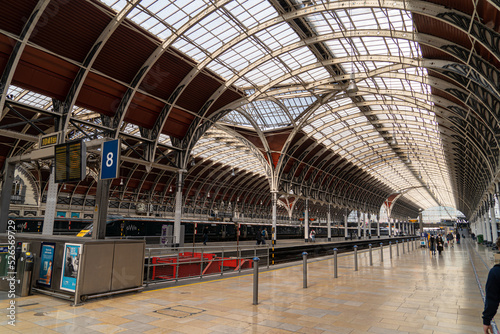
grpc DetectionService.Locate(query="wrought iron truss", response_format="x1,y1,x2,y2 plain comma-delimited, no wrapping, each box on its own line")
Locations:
3,0,500,221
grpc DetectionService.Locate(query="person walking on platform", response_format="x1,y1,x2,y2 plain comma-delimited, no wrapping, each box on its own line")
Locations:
436,234,444,255
310,229,316,242
456,232,461,245
203,226,209,246
261,228,267,245
429,234,436,255
482,237,500,333
256,228,263,245
446,232,454,248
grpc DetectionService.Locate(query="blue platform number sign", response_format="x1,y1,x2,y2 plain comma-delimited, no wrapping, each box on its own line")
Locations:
100,139,120,180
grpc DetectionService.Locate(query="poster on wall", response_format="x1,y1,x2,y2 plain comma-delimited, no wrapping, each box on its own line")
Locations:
38,243,55,287
60,243,83,292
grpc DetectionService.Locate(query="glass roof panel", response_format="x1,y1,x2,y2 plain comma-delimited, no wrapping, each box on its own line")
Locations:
77,1,457,211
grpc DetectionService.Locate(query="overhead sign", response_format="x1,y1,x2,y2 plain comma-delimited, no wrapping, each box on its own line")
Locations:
39,132,60,148
54,140,86,183
100,139,120,180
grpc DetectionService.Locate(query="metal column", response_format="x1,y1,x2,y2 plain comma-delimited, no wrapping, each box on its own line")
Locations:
327,204,331,241
0,162,15,232
304,198,309,242
173,169,185,247
92,178,111,239
42,168,58,235
491,194,498,242
272,191,277,244
377,213,380,238
344,209,349,239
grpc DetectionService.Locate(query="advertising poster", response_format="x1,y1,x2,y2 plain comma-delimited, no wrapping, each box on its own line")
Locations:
38,243,55,287
60,243,83,292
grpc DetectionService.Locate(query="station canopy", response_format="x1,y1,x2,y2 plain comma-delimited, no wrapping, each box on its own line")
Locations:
1,0,499,219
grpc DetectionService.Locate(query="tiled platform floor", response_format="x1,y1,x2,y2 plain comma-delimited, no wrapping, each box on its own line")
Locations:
0,238,495,334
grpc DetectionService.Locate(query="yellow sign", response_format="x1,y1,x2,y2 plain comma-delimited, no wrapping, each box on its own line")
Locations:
40,132,60,148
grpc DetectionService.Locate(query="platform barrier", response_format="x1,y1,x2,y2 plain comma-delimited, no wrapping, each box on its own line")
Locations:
145,245,269,285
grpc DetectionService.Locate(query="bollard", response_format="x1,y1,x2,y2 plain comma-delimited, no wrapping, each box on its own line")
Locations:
369,244,373,266
407,239,410,253
333,248,338,278
253,257,260,305
353,245,358,271
389,241,392,259
396,240,400,256
302,252,308,288
380,242,384,262
402,239,405,254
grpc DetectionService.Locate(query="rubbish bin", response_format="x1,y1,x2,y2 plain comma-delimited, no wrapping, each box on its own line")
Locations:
477,234,484,244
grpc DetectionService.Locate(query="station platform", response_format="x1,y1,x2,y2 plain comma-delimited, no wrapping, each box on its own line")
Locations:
0,237,494,334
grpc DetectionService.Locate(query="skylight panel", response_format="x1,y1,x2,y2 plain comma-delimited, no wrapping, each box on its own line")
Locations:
280,47,317,70
18,91,52,109
99,0,128,12
256,22,300,50
225,0,278,29
6,85,24,98
324,39,349,57
298,67,331,83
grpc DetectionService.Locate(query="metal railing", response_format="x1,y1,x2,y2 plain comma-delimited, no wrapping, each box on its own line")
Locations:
143,244,270,286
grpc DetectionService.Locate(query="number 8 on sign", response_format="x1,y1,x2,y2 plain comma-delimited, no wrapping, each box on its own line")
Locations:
106,152,114,167
100,139,120,180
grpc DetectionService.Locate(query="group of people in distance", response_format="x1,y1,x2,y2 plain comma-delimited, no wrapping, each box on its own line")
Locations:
427,231,462,255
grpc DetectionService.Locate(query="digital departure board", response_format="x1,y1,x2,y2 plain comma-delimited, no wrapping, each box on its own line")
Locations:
54,140,86,183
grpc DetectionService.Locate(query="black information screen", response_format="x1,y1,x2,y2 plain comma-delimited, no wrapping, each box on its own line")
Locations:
54,141,85,183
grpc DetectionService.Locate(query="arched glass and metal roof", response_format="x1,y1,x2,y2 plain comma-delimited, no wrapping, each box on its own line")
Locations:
1,0,499,221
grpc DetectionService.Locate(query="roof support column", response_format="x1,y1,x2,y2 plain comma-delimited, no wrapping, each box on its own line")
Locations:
42,167,57,235
476,208,484,240
482,206,487,243
271,191,277,244
344,208,349,240
483,204,490,243
419,209,423,236
376,213,380,239
357,211,361,240
487,199,496,244
362,211,367,240
0,162,15,232
304,198,309,243
92,178,111,240
388,218,392,238
327,204,331,241
173,169,186,247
